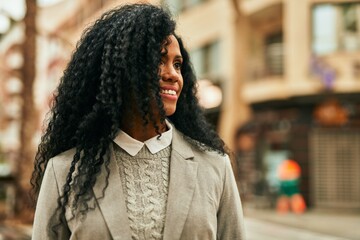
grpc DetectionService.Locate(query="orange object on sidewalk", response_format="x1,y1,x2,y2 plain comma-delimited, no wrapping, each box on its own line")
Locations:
291,194,306,214
276,160,306,214
278,160,301,180
276,196,290,214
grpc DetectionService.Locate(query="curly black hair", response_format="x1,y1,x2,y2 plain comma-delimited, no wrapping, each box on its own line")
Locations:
31,3,226,236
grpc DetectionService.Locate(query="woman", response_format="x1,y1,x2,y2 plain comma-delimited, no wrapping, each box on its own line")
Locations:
31,3,245,240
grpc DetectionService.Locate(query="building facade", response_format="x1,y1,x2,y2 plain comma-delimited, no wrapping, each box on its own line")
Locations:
169,0,360,210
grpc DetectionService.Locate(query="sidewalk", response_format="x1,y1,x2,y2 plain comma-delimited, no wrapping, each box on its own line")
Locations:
244,206,360,240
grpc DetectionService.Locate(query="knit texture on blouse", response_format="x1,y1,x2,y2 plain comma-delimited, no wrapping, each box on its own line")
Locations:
114,143,171,240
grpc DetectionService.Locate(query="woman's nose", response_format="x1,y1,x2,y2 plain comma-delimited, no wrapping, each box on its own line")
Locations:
161,65,179,82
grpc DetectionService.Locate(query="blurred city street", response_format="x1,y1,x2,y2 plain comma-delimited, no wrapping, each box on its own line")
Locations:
1,0,360,238
245,218,348,240
1,208,360,240
244,207,360,240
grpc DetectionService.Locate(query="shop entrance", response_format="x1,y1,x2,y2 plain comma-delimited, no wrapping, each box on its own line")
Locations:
310,129,360,209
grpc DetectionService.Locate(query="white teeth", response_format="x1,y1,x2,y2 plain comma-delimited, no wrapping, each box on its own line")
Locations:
161,89,176,95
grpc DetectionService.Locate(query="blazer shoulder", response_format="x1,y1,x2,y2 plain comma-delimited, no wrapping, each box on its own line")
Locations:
171,127,229,170
48,148,76,185
191,144,230,170
51,148,76,166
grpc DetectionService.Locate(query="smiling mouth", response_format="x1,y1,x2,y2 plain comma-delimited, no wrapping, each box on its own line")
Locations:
160,89,177,96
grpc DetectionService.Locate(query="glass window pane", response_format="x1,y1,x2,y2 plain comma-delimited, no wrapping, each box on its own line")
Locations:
312,4,338,55
187,0,202,8
190,49,205,78
341,3,360,51
265,32,284,75
163,0,182,15
209,41,221,77
190,40,222,80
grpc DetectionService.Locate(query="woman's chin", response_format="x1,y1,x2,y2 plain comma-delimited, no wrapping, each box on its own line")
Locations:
164,106,176,116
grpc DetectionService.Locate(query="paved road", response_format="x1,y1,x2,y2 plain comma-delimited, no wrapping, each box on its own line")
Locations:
245,218,350,240
0,219,352,240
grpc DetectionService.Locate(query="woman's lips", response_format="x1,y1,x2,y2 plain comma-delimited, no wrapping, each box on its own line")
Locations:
160,88,178,101
160,89,176,95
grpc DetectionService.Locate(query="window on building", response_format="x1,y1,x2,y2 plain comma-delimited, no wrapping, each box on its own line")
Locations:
265,32,284,76
190,41,221,80
190,41,222,127
162,0,210,15
312,3,360,55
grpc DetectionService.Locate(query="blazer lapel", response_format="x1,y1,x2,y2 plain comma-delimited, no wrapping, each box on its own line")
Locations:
163,128,198,240
92,143,131,240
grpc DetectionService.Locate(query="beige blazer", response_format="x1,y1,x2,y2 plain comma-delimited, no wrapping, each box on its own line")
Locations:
32,128,245,240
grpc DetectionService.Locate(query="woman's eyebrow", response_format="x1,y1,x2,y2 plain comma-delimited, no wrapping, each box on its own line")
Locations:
161,54,183,61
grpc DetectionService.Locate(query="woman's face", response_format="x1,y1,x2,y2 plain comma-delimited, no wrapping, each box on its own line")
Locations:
159,35,183,116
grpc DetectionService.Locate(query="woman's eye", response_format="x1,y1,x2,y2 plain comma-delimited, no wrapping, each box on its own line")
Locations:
174,62,182,70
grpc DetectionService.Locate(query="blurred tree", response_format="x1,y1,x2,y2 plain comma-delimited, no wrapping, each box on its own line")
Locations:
15,0,38,223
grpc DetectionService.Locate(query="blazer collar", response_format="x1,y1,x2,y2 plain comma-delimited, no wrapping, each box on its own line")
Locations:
169,122,195,160
92,143,132,240
163,127,198,240
93,126,198,240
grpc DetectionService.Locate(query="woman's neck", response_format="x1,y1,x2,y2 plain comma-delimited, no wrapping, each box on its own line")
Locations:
120,116,167,142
